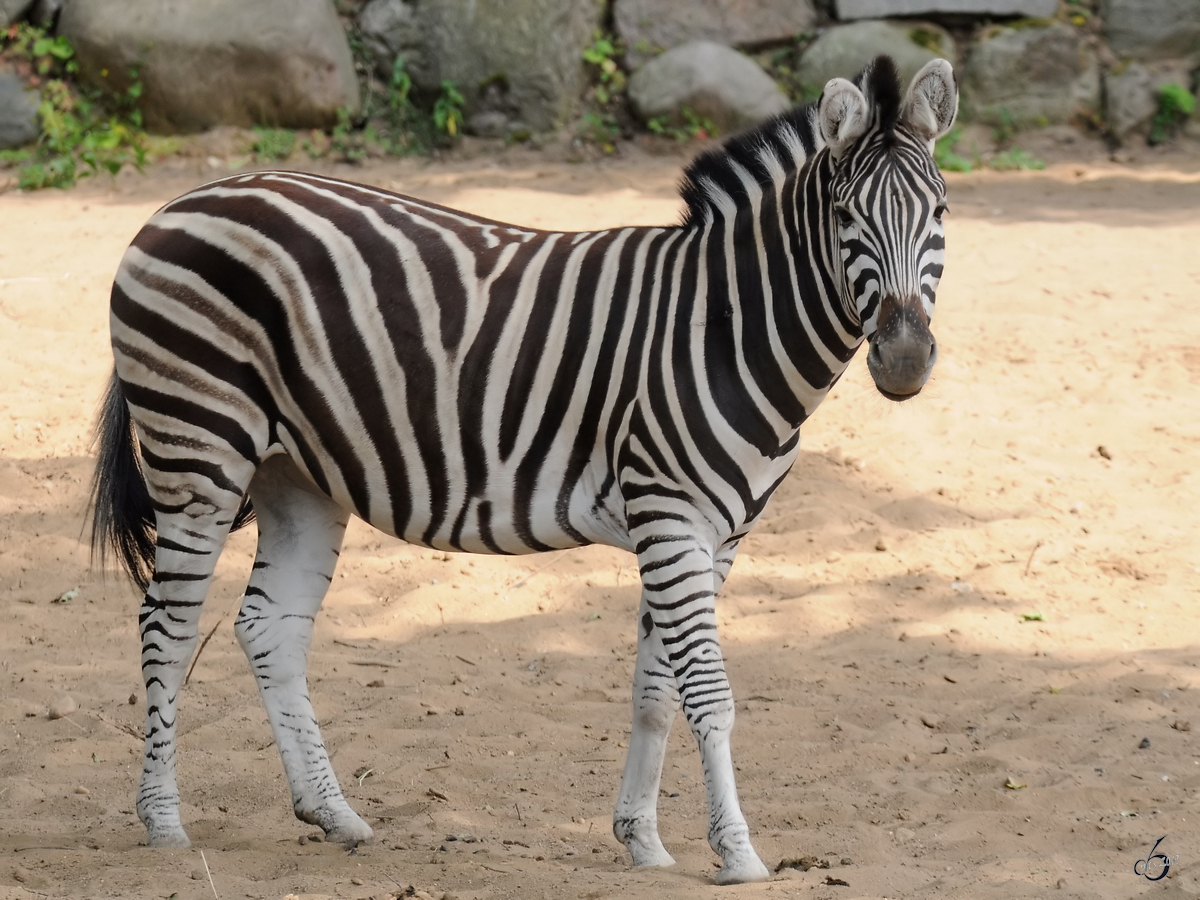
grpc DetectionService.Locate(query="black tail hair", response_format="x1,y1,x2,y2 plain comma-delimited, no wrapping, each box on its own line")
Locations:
88,370,255,593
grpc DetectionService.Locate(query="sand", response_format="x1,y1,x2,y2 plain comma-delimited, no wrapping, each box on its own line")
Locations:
0,145,1198,900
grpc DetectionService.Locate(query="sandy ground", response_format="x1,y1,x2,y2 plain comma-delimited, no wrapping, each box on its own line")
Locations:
1,144,1199,900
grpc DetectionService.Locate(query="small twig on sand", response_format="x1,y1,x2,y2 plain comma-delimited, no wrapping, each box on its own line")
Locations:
186,596,240,685
1023,540,1045,578
95,712,141,741
508,551,571,590
200,849,218,899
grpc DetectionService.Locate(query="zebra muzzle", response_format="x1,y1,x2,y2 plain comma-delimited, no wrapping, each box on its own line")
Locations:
866,295,937,401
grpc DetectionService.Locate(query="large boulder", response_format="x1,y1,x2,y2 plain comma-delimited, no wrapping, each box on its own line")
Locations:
615,0,816,68
358,0,600,136
1105,60,1196,138
0,71,39,149
0,0,34,27
58,0,360,133
963,22,1100,126
628,40,790,133
358,0,425,82
835,0,1055,18
797,21,956,92
1100,0,1200,62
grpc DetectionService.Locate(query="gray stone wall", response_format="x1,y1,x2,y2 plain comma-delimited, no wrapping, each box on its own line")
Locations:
1,0,1198,148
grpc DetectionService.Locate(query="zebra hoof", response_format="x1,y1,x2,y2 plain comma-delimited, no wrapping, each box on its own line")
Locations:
627,839,676,868
323,813,375,847
713,854,770,885
146,827,191,849
614,815,675,867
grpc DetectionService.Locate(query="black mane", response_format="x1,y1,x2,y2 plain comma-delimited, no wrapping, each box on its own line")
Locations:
678,55,904,227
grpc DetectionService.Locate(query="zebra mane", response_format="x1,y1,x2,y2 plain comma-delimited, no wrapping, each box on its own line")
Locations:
678,55,904,227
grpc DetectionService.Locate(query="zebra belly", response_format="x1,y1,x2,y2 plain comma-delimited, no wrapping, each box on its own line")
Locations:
275,437,629,557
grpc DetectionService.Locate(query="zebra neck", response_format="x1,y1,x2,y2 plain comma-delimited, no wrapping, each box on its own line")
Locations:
677,165,861,442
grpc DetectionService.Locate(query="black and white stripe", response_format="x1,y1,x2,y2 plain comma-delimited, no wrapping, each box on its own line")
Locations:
90,55,958,882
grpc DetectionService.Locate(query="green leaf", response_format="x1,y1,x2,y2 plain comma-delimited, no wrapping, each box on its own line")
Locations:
1020,612,1044,622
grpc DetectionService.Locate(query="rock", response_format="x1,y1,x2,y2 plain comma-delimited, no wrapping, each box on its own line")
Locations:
0,71,39,150
1106,60,1195,138
0,0,34,27
835,0,1055,17
628,40,790,133
895,826,916,842
920,713,942,729
797,21,956,94
59,0,360,133
358,0,425,81
48,694,77,719
362,0,600,135
615,0,816,68
1101,0,1200,62
1138,736,1151,749
963,22,1100,127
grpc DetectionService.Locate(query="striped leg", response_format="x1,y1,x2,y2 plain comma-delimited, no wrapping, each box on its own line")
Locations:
233,457,372,845
137,479,250,846
614,592,680,867
630,534,767,884
612,542,741,866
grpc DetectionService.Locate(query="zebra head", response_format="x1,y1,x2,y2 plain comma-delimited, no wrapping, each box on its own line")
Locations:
818,56,958,400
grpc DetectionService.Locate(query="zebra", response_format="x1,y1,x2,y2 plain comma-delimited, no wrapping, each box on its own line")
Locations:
88,55,957,884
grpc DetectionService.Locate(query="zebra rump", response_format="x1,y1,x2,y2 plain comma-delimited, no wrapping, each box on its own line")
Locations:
90,371,255,592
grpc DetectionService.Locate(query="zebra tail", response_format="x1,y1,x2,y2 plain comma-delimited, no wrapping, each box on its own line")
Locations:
87,371,258,593
88,370,156,593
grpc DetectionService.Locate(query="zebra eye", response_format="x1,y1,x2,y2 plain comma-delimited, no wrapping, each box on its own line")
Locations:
933,203,948,223
834,206,855,229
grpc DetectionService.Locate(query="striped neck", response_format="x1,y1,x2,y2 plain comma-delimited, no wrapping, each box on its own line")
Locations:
672,115,864,436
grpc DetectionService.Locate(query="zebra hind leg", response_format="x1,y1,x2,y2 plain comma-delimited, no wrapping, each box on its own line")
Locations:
233,456,373,845
136,471,252,846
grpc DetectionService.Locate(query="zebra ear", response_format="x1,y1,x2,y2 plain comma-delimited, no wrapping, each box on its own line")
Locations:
817,77,869,160
902,58,958,148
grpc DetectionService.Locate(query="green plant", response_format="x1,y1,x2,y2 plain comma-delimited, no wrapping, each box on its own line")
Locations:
583,34,626,105
933,126,973,172
580,111,619,153
992,107,1017,144
432,80,464,138
1149,83,1196,145
758,36,820,104
908,26,945,54
647,107,719,143
251,127,295,163
988,147,1045,171
0,25,147,189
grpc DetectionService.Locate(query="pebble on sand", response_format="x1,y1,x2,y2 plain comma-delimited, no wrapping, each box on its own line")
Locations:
48,695,77,719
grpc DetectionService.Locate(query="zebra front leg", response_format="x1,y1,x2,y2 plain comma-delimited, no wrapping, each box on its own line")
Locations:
635,535,768,885
613,594,680,867
137,519,232,847
234,457,372,845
